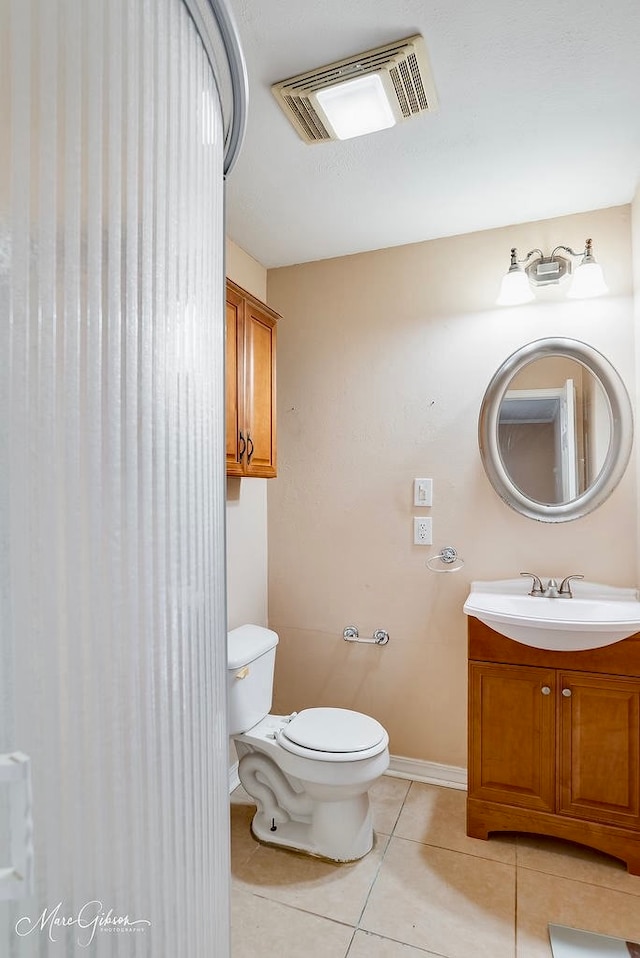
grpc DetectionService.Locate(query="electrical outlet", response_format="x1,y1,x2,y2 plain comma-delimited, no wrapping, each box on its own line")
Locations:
413,478,433,507
413,517,432,545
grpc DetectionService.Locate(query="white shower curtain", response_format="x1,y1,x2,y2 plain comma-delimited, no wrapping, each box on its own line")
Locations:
0,0,232,954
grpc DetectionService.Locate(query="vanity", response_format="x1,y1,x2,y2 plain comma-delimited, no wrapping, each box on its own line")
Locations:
466,337,639,873
467,612,640,875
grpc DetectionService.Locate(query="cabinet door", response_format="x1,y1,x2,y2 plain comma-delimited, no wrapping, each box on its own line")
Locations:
469,662,555,811
558,671,640,829
225,288,244,475
243,302,276,478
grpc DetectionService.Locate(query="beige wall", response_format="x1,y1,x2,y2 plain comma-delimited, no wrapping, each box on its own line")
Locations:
225,239,269,630
266,205,637,768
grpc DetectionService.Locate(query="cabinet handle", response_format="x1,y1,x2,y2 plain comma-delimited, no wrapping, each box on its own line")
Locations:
238,431,246,461
541,686,551,695
562,688,572,697
247,434,254,464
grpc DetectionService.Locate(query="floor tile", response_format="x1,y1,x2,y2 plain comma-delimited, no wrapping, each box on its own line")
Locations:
370,775,411,835
516,868,640,958
394,782,516,864
517,834,640,897
348,929,442,957
232,831,389,925
230,801,261,868
231,887,354,958
231,778,640,958
360,837,516,958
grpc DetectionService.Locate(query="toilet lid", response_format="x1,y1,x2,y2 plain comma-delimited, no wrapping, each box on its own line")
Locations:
281,708,386,753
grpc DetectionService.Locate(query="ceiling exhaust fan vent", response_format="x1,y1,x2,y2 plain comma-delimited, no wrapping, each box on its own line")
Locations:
272,35,438,144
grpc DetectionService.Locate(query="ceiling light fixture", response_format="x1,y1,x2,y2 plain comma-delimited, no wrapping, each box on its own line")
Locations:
315,73,397,140
497,238,609,306
271,35,438,144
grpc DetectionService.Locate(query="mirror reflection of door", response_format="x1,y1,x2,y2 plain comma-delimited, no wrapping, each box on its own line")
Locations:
497,357,610,505
499,381,577,504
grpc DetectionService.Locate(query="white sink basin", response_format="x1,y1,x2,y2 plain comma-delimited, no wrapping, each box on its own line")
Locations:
463,579,640,650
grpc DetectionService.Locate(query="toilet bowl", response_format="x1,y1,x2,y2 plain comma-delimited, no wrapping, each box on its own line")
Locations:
228,625,390,862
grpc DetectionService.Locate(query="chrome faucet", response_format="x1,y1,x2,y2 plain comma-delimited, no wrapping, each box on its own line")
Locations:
545,578,560,598
558,574,584,598
520,572,584,598
520,572,544,596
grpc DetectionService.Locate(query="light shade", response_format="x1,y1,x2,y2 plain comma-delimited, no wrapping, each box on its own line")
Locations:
497,268,534,306
315,73,396,140
567,261,609,299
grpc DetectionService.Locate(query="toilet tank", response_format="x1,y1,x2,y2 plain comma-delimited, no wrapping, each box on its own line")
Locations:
227,625,279,734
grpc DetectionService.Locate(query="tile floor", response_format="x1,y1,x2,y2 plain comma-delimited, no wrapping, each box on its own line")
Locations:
230,777,640,958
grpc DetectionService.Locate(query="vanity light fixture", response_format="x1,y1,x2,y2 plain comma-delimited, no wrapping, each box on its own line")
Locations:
497,238,609,306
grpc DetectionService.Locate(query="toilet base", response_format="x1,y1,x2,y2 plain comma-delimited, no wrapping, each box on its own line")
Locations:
249,792,374,863
235,738,384,862
234,714,389,862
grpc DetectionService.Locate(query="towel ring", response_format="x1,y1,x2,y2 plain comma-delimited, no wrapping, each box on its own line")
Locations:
426,547,465,573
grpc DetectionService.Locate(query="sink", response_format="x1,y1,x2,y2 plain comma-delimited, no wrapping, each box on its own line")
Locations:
463,579,640,650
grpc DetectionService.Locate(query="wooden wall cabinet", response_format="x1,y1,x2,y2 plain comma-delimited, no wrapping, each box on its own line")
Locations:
226,279,278,478
468,618,640,874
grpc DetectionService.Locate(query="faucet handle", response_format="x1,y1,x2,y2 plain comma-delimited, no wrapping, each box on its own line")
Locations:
559,574,584,598
520,572,544,596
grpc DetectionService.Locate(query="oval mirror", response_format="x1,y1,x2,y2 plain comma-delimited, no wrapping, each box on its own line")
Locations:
479,338,633,521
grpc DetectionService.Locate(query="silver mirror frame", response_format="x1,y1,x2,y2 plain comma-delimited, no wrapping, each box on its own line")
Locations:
479,338,634,522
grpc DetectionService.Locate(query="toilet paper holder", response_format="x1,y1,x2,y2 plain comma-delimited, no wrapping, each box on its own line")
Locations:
343,626,390,645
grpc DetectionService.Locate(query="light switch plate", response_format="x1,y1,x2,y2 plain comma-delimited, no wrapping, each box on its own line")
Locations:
413,478,432,507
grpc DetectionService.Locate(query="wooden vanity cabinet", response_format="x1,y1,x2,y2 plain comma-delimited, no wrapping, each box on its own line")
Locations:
557,671,640,829
226,280,278,478
467,618,640,874
468,662,556,813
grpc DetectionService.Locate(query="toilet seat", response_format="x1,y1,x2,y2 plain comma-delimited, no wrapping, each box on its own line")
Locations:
278,707,388,762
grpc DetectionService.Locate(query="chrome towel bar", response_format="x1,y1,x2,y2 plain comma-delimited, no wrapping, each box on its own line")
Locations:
343,626,389,645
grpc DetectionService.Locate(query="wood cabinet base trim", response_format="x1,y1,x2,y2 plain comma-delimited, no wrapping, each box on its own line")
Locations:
467,797,640,875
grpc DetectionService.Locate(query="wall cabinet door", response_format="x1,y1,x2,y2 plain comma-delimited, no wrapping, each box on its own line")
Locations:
226,286,244,474
243,301,277,477
226,281,278,478
468,662,556,812
558,670,640,829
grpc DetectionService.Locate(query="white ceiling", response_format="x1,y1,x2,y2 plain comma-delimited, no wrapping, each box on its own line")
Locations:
224,0,640,269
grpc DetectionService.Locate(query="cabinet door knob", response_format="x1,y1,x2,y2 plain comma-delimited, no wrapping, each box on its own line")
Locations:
541,686,551,695
247,434,254,464
238,431,246,460
562,688,572,697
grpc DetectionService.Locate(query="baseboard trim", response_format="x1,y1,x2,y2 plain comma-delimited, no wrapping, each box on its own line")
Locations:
387,755,467,790
230,754,467,793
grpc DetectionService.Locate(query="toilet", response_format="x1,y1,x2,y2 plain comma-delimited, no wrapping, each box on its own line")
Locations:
228,624,389,862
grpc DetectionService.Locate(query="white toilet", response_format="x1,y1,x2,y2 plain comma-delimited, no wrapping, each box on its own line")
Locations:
228,624,390,862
